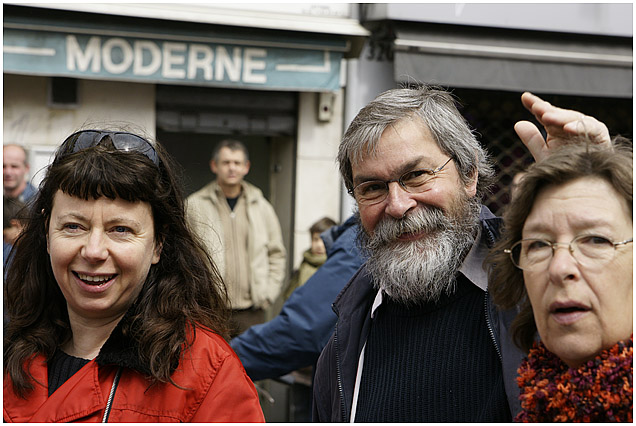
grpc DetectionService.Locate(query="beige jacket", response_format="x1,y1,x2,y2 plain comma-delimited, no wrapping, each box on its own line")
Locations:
186,180,286,309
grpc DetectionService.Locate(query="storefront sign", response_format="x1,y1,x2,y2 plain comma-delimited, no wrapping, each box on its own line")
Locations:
4,27,343,91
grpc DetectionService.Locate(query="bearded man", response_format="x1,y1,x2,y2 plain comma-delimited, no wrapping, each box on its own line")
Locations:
312,87,612,422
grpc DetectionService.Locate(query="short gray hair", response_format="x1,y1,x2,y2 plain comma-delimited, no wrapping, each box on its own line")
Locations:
338,86,494,199
212,139,249,163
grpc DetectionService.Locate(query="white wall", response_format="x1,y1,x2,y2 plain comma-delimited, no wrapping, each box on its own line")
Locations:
3,74,156,186
293,91,344,269
368,3,632,37
33,4,368,36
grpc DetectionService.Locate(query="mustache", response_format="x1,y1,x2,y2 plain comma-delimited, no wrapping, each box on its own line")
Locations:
367,206,450,248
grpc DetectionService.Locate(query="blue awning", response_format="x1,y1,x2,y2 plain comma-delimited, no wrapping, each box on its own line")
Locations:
4,7,361,92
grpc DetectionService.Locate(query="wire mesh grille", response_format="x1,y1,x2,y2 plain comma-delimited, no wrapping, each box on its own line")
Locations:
452,88,633,216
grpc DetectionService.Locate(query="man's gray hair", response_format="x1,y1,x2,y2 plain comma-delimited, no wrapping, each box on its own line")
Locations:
338,86,494,199
212,139,249,163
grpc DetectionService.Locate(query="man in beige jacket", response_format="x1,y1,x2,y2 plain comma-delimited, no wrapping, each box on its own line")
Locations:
187,139,286,335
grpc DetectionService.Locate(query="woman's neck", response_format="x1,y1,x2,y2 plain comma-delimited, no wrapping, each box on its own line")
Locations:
63,311,124,359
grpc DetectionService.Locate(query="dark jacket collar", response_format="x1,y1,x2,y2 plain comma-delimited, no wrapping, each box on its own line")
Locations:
94,308,153,376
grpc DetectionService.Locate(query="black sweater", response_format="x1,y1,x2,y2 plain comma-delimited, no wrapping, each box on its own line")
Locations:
354,275,511,422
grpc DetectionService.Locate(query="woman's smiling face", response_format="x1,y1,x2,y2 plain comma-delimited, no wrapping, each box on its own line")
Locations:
47,190,161,324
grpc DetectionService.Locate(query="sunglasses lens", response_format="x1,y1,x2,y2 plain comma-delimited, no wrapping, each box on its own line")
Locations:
112,134,159,166
71,131,102,152
62,130,159,167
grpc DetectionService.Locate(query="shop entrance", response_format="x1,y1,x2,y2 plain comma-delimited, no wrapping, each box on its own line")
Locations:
155,84,298,274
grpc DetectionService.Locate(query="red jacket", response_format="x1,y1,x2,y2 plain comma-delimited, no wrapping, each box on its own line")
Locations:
4,327,265,422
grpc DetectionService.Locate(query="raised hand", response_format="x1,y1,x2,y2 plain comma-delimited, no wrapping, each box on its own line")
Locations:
515,92,611,162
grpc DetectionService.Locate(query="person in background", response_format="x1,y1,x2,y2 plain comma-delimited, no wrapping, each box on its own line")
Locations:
3,144,37,203
187,139,286,336
231,215,364,381
487,142,632,422
232,215,363,421
3,196,26,326
3,129,264,422
3,196,26,268
284,216,337,299
312,87,612,422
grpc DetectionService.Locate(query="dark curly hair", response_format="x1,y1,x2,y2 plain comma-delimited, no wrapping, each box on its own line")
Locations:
4,128,230,398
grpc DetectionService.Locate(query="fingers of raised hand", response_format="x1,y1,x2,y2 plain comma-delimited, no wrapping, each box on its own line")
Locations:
514,121,549,162
522,92,611,148
562,116,611,146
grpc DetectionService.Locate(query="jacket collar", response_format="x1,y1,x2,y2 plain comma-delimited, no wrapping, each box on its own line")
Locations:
94,308,153,376
201,179,264,205
459,205,501,292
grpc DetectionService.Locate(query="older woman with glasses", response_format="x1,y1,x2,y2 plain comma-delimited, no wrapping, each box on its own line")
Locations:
3,129,264,422
487,142,633,422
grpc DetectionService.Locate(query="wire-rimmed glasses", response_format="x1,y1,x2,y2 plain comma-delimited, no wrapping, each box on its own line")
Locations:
349,157,453,206
505,235,633,271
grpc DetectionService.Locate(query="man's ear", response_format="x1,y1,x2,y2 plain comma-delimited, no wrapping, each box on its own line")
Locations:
210,159,217,174
244,160,251,174
464,164,478,198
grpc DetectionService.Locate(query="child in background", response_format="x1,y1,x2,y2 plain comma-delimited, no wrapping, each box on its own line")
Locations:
3,196,26,269
284,216,336,299
4,196,26,326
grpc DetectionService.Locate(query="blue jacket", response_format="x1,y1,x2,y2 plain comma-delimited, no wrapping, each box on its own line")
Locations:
230,216,365,381
312,207,525,422
17,182,37,204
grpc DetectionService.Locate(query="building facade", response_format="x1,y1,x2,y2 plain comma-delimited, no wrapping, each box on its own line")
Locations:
3,3,367,274
342,3,633,216
3,3,633,422
4,3,633,274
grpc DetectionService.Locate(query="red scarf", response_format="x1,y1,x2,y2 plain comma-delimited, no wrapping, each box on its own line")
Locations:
515,336,632,422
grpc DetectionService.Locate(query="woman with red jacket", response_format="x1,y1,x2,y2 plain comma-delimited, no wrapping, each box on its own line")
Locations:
3,129,264,422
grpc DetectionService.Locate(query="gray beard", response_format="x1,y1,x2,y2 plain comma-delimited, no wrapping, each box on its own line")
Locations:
357,197,481,305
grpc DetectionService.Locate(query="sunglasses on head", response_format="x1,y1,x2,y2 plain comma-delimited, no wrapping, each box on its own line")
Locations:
62,130,160,166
